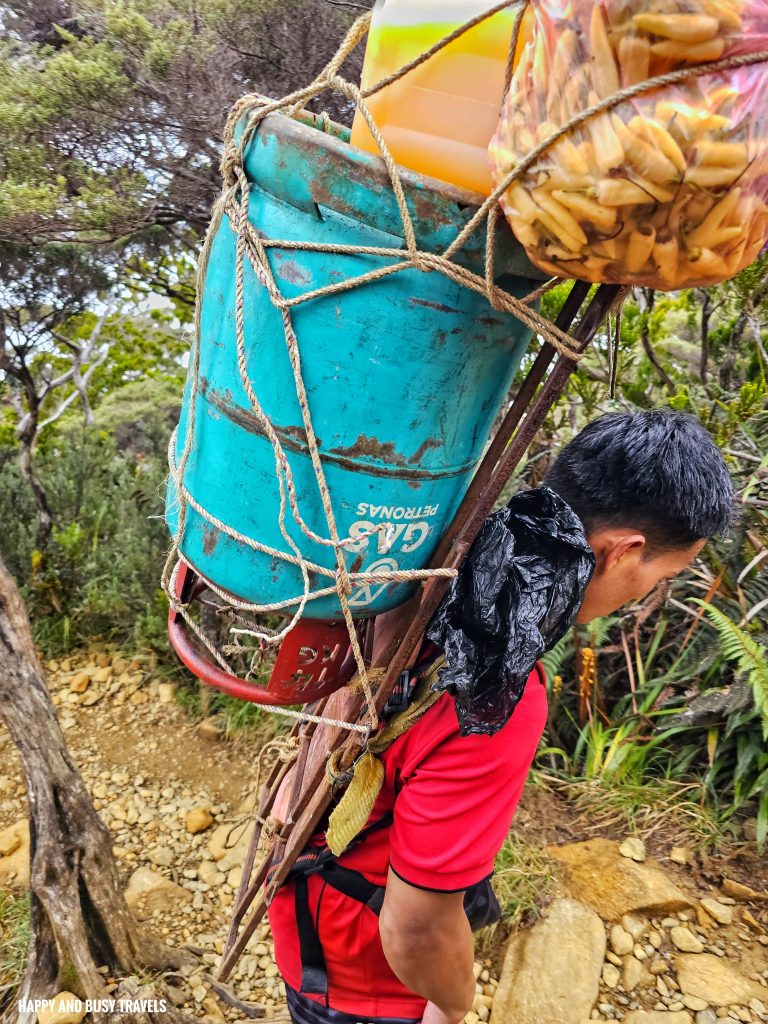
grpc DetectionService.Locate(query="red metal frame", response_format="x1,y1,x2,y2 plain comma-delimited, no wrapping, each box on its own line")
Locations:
167,561,355,705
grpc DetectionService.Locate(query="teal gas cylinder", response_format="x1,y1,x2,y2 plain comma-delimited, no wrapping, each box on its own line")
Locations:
166,112,545,618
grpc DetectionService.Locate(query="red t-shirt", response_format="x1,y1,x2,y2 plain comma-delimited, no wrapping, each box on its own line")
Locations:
268,666,548,1019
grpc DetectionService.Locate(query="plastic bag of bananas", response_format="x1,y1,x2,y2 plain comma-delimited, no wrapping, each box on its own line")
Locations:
489,0,768,289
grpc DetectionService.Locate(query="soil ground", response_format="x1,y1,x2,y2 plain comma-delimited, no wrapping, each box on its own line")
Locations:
1,645,767,1022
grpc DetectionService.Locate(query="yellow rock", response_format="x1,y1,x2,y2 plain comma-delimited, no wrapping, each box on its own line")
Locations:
124,866,191,917
157,682,177,704
0,819,30,888
721,878,768,903
201,993,227,1022
37,992,86,1024
69,671,91,694
186,806,214,834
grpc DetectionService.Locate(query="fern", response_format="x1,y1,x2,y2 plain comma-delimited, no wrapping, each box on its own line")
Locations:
541,632,573,680
695,600,768,740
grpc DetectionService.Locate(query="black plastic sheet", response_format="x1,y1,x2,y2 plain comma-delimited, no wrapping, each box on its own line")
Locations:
427,487,595,736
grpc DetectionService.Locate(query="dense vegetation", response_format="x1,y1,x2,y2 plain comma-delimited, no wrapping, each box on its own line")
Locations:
1,0,766,851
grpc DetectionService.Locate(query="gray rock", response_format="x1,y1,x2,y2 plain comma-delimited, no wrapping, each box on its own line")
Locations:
695,1011,718,1024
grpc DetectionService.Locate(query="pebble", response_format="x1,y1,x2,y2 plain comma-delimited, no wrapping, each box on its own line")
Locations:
611,926,636,956
670,847,691,866
684,996,710,1012
603,964,621,989
671,927,705,953
623,957,644,992
623,915,649,940
701,899,734,926
696,1012,718,1024
148,847,173,867
186,806,214,834
619,837,647,862
69,672,91,694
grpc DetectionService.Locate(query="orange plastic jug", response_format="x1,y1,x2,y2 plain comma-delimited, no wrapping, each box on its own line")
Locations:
350,0,532,196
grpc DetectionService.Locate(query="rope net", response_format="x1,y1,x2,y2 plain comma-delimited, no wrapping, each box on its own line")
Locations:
161,1,761,732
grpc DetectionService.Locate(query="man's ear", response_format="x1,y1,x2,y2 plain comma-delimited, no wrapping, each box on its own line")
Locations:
591,530,647,571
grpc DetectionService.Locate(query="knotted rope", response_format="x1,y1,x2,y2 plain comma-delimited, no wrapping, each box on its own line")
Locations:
162,0,766,736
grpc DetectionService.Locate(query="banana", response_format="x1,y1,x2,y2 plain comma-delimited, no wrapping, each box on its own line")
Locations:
490,0,759,290
588,103,625,174
632,12,720,43
651,38,726,63
686,165,745,188
693,141,749,169
653,234,680,285
551,189,618,231
612,115,679,182
595,177,673,206
550,138,590,178
625,226,657,273
627,117,687,174
532,188,589,246
590,5,620,96
687,247,729,278
617,34,650,86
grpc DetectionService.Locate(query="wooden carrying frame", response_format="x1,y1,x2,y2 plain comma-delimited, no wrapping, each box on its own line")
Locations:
216,280,622,980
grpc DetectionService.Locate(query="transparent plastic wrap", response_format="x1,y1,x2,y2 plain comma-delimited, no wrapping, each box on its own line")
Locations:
488,0,768,289
426,488,595,737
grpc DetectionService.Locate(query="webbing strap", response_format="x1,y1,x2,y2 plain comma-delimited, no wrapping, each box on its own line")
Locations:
296,874,328,996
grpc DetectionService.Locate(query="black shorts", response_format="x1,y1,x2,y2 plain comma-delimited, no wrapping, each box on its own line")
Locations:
285,986,421,1024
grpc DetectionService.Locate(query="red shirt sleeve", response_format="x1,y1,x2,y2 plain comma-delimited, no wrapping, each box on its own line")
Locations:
388,670,548,892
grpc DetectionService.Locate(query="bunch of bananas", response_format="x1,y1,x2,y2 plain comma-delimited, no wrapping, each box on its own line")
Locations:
489,0,768,289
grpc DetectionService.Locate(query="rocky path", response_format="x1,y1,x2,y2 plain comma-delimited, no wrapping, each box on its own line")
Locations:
2,645,767,1024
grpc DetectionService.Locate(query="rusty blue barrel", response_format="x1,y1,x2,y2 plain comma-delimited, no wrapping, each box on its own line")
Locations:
166,112,545,618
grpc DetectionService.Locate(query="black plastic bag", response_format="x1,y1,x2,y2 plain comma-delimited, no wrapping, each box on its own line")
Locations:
427,487,595,736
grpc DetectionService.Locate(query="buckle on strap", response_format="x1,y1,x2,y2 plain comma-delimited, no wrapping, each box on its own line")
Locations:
383,669,413,718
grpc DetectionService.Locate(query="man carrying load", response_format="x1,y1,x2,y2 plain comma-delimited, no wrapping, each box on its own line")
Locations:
269,409,734,1024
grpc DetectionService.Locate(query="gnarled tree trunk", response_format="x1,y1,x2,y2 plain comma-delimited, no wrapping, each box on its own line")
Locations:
0,557,196,1024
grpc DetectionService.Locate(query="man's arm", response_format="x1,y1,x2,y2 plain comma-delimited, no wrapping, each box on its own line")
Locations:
379,868,475,1024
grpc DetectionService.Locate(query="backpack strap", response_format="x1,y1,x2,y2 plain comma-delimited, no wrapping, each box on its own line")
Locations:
272,812,394,998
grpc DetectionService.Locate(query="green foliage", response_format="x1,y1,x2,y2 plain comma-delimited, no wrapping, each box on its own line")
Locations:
696,601,768,739
0,382,178,653
0,890,29,1002
492,834,555,924
0,0,366,248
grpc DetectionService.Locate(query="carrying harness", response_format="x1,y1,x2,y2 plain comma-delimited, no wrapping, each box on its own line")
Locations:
267,655,502,998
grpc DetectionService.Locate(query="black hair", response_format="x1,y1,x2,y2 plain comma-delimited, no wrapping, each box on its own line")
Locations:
545,410,735,552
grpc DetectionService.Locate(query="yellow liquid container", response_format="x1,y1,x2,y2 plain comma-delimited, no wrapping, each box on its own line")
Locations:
350,0,531,196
